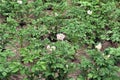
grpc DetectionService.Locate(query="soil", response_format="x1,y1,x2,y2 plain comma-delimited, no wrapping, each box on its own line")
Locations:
101,40,118,51
0,14,5,23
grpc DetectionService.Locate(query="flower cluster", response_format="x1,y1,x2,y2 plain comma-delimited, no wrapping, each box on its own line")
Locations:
87,10,92,15
95,43,102,51
46,45,56,52
56,33,65,41
17,0,22,4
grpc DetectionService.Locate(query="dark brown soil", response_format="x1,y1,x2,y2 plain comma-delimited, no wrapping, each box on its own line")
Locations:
101,40,118,51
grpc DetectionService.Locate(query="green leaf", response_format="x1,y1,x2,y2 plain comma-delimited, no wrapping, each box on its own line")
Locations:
2,72,7,76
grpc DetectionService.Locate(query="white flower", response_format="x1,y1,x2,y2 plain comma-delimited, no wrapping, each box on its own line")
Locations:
66,65,68,68
55,12,58,16
17,0,22,4
87,10,92,15
56,33,65,41
46,45,56,51
107,54,110,58
95,43,102,51
51,46,56,51
46,45,51,50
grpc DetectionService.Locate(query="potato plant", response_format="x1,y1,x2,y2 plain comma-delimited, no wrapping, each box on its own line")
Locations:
0,0,120,80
